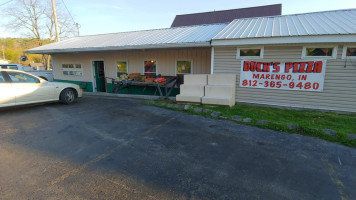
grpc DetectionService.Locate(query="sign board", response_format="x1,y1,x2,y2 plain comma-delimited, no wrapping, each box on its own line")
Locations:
240,60,326,92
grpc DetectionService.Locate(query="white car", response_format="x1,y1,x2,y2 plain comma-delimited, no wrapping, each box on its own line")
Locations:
0,69,82,108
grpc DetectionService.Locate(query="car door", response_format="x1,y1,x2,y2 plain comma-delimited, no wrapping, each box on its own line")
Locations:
7,71,55,105
0,71,15,107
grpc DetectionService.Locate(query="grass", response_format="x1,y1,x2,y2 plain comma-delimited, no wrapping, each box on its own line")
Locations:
147,100,356,147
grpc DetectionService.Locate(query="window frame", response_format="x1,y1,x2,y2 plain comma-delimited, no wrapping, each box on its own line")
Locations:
143,59,158,76
62,63,83,77
342,46,356,59
175,59,193,75
301,46,338,59
116,60,128,77
236,47,264,59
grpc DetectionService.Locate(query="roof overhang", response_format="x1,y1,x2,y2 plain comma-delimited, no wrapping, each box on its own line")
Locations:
211,35,356,46
25,42,211,54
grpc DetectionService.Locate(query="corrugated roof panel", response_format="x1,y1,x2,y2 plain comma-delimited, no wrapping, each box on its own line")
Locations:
239,19,257,38
280,15,290,36
342,10,356,29
326,11,354,33
307,14,330,34
217,20,240,37
26,23,228,53
264,17,274,37
235,19,253,37
338,11,356,31
312,13,339,34
223,20,243,38
247,18,262,37
299,14,318,35
272,16,281,37
230,19,250,38
214,20,240,38
213,8,356,40
321,13,348,34
181,26,212,42
255,18,268,37
294,15,310,35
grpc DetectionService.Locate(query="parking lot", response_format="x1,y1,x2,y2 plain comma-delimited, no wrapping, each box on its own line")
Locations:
0,95,355,200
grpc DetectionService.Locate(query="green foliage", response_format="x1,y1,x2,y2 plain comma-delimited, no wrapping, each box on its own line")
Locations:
0,38,53,65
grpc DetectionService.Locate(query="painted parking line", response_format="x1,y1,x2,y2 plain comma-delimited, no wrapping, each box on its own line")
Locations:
321,157,350,200
141,117,176,135
51,145,123,185
51,116,176,185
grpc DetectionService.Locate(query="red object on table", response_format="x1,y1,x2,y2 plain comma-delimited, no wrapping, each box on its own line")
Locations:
155,77,166,84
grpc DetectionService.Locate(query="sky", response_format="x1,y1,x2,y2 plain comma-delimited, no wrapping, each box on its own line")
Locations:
0,0,356,38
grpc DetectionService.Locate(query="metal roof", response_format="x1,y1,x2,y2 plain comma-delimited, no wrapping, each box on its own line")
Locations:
171,4,281,27
26,23,228,54
213,9,356,40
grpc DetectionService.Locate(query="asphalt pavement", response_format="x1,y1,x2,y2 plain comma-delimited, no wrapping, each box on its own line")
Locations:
0,95,355,200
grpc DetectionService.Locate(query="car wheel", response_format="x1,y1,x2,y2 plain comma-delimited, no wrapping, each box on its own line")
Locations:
60,88,75,104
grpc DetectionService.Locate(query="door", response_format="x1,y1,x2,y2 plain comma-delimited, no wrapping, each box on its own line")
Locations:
93,61,106,92
0,72,15,107
6,71,54,105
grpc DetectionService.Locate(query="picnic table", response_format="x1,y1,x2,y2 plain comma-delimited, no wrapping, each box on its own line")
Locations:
108,76,179,99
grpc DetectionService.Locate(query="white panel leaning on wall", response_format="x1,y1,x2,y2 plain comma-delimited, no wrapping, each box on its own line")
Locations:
202,74,236,107
176,74,236,107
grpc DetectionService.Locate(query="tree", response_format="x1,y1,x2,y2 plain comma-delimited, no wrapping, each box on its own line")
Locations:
0,38,52,65
1,0,77,68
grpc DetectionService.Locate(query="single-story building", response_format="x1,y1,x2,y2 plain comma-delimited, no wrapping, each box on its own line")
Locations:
211,9,356,112
26,8,356,112
26,23,227,94
26,5,280,95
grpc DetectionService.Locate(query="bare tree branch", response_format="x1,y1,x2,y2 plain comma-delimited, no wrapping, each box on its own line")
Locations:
1,0,77,69
2,0,76,41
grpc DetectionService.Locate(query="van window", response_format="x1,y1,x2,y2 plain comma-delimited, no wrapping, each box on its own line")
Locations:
0,73,6,83
0,65,18,70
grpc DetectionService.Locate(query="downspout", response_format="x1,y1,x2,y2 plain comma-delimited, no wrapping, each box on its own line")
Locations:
210,46,214,75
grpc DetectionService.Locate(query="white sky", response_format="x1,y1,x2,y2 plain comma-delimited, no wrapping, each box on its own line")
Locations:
0,0,356,38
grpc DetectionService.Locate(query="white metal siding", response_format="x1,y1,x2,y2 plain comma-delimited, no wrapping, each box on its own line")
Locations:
52,48,211,82
213,44,356,112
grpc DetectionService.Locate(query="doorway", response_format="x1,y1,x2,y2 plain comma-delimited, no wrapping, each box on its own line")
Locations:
93,61,106,92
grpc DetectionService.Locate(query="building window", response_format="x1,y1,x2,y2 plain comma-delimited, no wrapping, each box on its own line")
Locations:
144,60,157,76
306,48,332,56
117,61,128,77
342,46,356,59
176,60,192,74
62,64,83,76
236,47,264,59
302,46,337,59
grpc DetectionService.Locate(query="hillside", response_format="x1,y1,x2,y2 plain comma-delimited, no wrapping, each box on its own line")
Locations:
0,38,53,66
